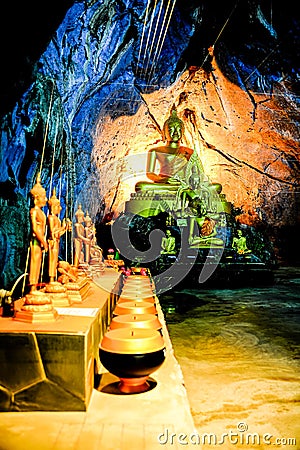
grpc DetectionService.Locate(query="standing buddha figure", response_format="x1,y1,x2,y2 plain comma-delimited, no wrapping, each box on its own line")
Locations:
84,212,94,264
28,174,48,292
73,205,90,267
47,188,70,282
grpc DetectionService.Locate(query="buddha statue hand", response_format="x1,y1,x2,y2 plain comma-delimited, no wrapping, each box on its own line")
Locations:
41,238,48,252
167,176,182,185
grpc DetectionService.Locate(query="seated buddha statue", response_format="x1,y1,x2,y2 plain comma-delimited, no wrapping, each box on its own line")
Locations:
135,108,222,200
188,212,224,247
232,229,252,255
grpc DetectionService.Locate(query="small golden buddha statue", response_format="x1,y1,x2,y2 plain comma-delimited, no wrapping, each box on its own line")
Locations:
84,212,94,264
73,205,90,267
161,230,176,255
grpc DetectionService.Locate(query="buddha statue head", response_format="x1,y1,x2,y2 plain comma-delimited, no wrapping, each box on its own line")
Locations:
75,204,85,223
162,108,184,144
48,188,61,214
30,174,47,207
84,211,92,226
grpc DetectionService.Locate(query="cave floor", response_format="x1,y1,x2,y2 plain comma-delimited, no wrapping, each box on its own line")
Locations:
163,265,300,450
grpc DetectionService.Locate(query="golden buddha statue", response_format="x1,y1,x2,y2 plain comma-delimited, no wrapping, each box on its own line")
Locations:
73,204,90,267
188,215,224,247
28,174,48,292
47,188,70,282
15,177,58,321
232,229,252,255
136,108,196,192
161,229,176,255
135,108,221,196
125,107,231,248
84,212,94,264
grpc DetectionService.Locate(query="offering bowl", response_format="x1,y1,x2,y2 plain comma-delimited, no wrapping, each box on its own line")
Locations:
113,301,157,316
99,328,165,393
109,313,162,331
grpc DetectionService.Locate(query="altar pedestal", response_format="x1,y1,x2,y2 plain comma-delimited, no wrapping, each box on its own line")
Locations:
0,269,121,411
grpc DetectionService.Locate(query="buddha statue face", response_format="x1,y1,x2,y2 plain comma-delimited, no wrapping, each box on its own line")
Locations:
30,175,47,207
48,189,61,215
163,109,184,143
76,212,85,223
85,216,92,226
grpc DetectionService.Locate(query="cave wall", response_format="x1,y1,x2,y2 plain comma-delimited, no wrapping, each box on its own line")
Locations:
0,0,299,289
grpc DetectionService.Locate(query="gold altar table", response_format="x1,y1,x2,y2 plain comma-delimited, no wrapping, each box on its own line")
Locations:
0,269,121,412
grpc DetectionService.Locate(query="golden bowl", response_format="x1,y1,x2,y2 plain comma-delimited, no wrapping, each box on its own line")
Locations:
99,328,166,394
109,313,162,331
113,301,157,316
100,328,164,353
118,295,156,303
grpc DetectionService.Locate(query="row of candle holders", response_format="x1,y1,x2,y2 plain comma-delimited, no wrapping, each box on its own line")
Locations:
99,270,166,394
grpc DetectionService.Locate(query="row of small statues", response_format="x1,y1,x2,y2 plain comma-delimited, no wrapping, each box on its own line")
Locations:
27,175,103,294
160,227,251,255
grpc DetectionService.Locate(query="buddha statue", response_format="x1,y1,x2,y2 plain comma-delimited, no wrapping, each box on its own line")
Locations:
28,174,48,292
232,229,252,255
73,205,90,267
135,108,221,197
188,214,224,247
47,188,71,283
125,108,231,248
84,212,93,264
161,229,176,255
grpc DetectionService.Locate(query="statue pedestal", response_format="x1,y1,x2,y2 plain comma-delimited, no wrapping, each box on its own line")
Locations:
125,191,177,218
14,291,58,323
63,281,84,303
14,309,58,323
45,282,71,307
0,269,122,411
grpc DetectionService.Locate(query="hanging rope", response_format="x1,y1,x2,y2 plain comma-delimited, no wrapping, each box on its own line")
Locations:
137,0,151,74
65,157,69,261
147,0,176,84
39,81,55,174
270,0,273,30
48,120,58,199
22,248,30,296
244,44,280,83
58,144,64,202
143,0,165,75
201,0,240,68
138,0,158,76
